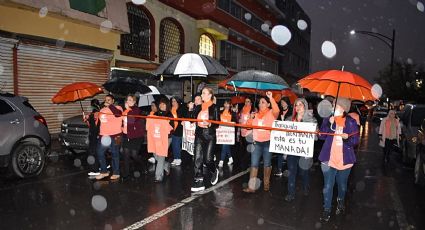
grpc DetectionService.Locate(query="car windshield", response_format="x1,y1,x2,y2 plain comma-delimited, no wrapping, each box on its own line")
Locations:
411,107,425,127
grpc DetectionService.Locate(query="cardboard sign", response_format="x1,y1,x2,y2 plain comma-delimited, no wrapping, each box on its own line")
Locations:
216,124,235,145
182,121,196,155
269,120,317,158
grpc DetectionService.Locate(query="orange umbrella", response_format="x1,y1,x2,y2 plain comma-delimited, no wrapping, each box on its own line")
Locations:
52,82,103,111
298,70,377,101
219,78,297,103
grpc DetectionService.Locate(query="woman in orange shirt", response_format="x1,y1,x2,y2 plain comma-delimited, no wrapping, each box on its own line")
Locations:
238,97,254,170
243,91,279,193
218,99,237,167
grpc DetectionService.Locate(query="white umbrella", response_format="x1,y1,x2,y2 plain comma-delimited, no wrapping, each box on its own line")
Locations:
138,86,160,107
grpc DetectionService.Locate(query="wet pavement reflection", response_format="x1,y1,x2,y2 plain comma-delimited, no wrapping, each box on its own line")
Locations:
1,121,424,230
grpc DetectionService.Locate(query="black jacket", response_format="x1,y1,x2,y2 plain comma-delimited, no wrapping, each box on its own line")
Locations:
190,104,220,135
172,106,186,137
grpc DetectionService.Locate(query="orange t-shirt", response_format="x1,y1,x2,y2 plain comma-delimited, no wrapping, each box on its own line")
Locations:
146,116,173,157
197,109,209,128
99,106,123,136
252,109,276,142
328,126,353,170
221,110,232,122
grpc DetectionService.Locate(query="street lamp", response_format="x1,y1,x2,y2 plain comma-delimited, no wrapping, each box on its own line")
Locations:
350,29,396,76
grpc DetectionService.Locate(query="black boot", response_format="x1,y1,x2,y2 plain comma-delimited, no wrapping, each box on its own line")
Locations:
320,209,331,222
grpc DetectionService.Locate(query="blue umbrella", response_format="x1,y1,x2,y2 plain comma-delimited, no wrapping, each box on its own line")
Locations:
227,70,290,90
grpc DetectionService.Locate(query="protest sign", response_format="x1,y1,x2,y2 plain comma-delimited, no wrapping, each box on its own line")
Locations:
269,120,317,158
182,121,196,155
216,124,235,145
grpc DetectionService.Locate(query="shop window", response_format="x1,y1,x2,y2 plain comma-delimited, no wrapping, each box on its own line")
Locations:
69,0,105,15
159,18,184,63
199,34,215,57
121,3,152,60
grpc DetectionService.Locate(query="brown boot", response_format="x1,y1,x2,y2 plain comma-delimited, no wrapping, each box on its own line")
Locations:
243,167,258,193
263,166,272,191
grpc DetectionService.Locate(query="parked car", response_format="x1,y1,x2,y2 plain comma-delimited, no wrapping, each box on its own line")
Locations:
414,118,425,186
59,115,89,154
0,92,50,178
400,104,425,165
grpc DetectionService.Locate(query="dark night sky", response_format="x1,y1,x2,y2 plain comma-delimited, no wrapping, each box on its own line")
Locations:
296,0,425,83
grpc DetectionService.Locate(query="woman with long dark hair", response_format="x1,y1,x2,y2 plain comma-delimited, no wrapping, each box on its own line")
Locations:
218,99,237,167
189,87,220,192
170,97,185,166
274,97,292,177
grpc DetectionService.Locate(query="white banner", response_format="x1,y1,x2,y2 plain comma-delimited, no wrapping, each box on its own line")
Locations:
269,121,317,158
182,121,196,155
216,124,235,145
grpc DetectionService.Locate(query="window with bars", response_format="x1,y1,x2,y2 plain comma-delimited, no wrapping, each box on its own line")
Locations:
159,19,183,63
199,34,214,57
121,4,151,59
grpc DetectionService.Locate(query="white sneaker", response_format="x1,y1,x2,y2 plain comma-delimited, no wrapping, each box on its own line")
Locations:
218,160,224,168
227,157,233,165
148,157,156,164
88,172,100,176
174,159,182,166
171,159,178,165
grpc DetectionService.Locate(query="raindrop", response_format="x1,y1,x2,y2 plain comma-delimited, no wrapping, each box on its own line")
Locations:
418,2,425,12
59,23,65,29
46,166,56,177
365,169,370,175
74,159,81,168
410,0,418,6
39,7,48,18
104,224,113,230
57,113,64,122
100,20,113,33
407,58,413,64
321,41,336,58
315,222,322,229
376,211,382,217
271,25,292,46
56,39,66,48
131,0,146,4
257,218,264,225
201,2,215,13
371,84,383,99
33,120,40,128
93,181,101,190
298,157,313,170
0,64,3,75
69,209,76,216
389,220,395,227
246,144,255,153
356,66,361,71
237,37,242,41
87,156,95,165
101,136,112,146
406,82,411,88
246,134,254,143
319,6,325,10
244,13,252,21
91,195,108,212
371,27,378,33
248,177,261,191
297,19,308,30
317,100,333,118
64,29,69,35
355,181,366,191
134,171,141,178
261,23,270,32
353,57,361,65
115,215,124,225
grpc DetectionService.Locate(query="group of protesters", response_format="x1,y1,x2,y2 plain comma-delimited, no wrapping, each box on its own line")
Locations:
84,86,360,223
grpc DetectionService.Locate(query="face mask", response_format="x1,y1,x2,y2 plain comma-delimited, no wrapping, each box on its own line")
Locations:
334,108,343,116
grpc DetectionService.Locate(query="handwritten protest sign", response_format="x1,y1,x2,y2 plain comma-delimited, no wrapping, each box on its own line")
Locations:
216,124,235,145
269,120,317,158
182,121,196,155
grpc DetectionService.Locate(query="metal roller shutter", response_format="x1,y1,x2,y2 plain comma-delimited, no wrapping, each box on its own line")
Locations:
0,37,18,93
17,43,112,134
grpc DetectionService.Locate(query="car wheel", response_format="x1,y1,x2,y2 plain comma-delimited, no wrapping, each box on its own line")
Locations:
10,142,45,178
414,153,425,186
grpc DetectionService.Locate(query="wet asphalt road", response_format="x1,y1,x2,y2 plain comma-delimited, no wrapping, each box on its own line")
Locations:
0,121,424,230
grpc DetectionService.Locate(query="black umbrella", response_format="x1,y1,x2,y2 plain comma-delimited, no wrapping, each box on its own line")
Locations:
152,53,228,96
103,77,152,95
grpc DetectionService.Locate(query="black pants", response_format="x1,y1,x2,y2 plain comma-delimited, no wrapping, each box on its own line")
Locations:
122,137,145,177
88,134,99,172
193,129,216,179
383,139,397,161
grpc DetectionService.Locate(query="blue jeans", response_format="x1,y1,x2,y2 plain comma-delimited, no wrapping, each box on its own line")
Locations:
321,163,352,211
287,155,310,196
251,141,271,167
220,144,232,161
276,154,284,170
172,135,182,160
97,135,120,175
